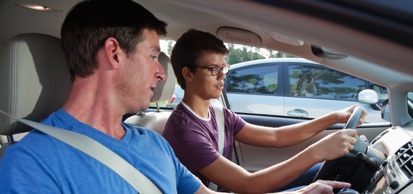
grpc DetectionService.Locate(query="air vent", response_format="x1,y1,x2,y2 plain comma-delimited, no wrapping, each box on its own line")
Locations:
395,141,413,178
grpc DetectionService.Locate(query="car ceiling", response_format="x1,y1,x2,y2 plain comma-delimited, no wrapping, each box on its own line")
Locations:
1,0,413,91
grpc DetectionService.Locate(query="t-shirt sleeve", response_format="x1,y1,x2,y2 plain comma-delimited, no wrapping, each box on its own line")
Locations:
224,107,246,136
0,142,60,193
155,133,202,193
171,148,202,193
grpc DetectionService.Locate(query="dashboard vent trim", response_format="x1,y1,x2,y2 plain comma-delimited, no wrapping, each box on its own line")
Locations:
395,141,413,178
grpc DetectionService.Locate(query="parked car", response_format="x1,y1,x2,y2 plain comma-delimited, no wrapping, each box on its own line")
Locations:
1,0,413,193
225,58,388,123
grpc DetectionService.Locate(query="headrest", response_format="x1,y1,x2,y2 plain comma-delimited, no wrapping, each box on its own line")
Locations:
150,52,175,103
0,33,72,135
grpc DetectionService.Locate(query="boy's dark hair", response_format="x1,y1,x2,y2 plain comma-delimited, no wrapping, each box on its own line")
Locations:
171,29,229,90
61,0,167,81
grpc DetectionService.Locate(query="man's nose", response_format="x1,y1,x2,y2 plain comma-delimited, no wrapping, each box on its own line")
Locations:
156,61,166,81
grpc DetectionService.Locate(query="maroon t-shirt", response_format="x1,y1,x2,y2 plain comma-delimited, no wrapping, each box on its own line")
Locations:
162,102,246,186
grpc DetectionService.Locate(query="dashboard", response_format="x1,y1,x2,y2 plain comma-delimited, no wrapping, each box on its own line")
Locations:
365,120,413,194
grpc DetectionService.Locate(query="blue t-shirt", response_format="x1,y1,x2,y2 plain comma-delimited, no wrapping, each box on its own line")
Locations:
0,109,201,193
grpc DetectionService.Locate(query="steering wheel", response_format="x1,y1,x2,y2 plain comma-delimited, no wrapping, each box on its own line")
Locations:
342,106,364,130
313,106,375,193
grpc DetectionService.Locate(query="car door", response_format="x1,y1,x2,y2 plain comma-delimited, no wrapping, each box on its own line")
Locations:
232,114,391,173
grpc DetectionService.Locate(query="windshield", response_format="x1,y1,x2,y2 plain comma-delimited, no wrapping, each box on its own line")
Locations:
151,40,389,124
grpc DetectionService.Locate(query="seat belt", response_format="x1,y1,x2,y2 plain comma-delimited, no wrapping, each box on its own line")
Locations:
0,110,162,194
209,104,225,191
215,105,225,155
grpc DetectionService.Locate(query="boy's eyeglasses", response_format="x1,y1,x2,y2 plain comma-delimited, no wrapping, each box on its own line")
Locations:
195,64,230,76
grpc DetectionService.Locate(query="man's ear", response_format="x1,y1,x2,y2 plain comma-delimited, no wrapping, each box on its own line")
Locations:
103,37,122,69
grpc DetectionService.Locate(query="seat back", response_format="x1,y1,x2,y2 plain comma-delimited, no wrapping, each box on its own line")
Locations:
0,33,71,155
124,52,175,134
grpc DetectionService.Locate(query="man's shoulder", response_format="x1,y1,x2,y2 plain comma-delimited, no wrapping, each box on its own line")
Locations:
123,122,159,134
1,128,62,163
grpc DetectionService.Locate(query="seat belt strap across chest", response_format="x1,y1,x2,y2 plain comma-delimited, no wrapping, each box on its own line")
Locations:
214,105,225,155
209,105,225,191
0,110,162,194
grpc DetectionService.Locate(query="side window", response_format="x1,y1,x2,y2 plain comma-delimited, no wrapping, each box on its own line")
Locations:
226,64,278,95
289,64,366,101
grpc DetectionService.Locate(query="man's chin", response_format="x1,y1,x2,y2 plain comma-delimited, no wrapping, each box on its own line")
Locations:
126,103,150,115
140,104,150,112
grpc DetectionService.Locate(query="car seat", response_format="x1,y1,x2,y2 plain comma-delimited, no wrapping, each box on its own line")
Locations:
0,33,72,158
124,52,176,135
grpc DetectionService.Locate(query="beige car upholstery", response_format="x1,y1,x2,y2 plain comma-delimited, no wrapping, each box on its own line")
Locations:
0,33,71,155
124,52,176,135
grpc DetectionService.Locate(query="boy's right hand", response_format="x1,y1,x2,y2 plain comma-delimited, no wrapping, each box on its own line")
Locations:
311,129,358,161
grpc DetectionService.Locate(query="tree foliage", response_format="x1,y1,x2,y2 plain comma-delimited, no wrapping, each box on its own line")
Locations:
226,44,266,64
161,40,297,65
226,43,297,65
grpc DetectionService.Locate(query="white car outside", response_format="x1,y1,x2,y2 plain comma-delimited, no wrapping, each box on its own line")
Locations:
224,58,388,123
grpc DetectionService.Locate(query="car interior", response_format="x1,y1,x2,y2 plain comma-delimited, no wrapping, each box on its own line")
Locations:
1,0,413,193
